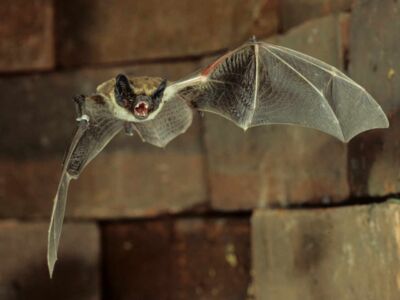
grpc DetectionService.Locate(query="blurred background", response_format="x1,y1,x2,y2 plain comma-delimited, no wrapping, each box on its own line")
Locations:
1,0,400,299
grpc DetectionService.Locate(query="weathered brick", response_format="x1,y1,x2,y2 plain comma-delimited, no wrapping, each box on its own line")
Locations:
204,15,350,210
0,0,54,72
104,218,251,300
171,219,251,300
55,0,278,66
270,14,350,71
0,61,207,218
280,0,353,31
103,220,171,300
0,221,100,300
348,0,400,196
250,0,280,39
252,201,400,300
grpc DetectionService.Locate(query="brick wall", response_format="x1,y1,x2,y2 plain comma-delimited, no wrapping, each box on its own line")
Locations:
1,0,399,299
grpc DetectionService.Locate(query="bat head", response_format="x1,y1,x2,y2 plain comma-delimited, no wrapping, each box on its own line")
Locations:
114,74,167,121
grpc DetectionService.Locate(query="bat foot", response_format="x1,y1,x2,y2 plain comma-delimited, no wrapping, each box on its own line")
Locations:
124,122,135,136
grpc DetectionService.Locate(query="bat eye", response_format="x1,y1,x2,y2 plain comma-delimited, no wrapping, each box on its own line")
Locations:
134,101,149,118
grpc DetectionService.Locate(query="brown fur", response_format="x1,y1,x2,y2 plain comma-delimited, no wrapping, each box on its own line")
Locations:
130,76,163,96
91,94,105,104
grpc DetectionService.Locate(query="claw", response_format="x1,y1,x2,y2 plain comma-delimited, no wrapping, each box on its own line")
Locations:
249,35,257,43
71,94,89,130
74,95,90,124
73,94,86,105
73,95,89,124
76,114,90,124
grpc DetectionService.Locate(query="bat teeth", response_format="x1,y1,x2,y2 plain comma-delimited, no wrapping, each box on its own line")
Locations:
134,101,150,117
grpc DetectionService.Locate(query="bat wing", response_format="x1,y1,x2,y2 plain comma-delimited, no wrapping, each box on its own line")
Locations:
48,95,123,277
164,41,389,142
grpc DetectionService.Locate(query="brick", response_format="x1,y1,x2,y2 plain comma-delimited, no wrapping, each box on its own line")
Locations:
103,221,171,300
0,221,100,300
204,15,350,210
249,0,280,39
171,219,251,300
348,0,400,196
55,0,278,67
0,61,207,218
280,0,353,31
252,201,400,300
271,14,350,71
104,218,251,300
0,0,54,72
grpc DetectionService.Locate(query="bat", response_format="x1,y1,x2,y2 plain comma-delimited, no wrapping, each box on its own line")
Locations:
47,39,389,276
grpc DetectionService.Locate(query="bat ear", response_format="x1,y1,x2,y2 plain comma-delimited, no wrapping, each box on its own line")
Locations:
152,79,167,99
115,74,135,105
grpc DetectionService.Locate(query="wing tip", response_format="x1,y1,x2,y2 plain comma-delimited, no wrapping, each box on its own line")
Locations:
47,221,57,278
342,114,390,143
47,232,57,278
47,255,56,278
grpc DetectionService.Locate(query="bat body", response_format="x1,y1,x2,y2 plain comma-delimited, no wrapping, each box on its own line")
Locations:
47,40,389,276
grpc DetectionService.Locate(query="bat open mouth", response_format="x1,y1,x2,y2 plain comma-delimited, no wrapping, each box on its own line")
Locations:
134,101,149,118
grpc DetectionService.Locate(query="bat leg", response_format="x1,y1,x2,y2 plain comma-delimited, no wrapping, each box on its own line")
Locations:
73,94,90,124
124,122,135,136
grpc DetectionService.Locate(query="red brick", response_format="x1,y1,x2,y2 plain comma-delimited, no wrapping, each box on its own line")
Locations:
103,221,171,299
172,219,251,300
0,0,54,72
55,0,278,66
104,218,251,300
250,0,280,39
0,61,207,218
252,201,400,300
204,15,350,210
348,0,400,196
270,14,350,71
280,0,353,31
0,221,100,300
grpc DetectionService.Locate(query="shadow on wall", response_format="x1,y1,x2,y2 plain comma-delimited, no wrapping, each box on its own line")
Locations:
348,109,400,197
1,256,99,300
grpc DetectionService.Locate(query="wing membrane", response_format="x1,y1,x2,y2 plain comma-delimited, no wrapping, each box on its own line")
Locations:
171,41,389,142
48,96,123,277
133,92,193,147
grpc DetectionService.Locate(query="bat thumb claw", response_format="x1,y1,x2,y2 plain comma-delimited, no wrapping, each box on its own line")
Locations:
76,114,90,123
249,35,257,43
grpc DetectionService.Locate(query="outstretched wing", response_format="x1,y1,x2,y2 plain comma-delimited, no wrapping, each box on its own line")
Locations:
164,41,389,142
48,95,123,277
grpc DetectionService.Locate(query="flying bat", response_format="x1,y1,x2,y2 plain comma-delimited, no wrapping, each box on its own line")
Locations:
47,39,389,276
